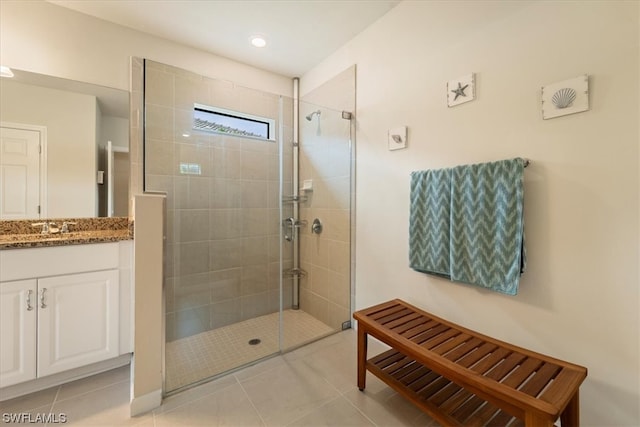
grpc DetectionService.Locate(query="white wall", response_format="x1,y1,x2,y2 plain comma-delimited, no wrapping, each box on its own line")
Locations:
0,0,291,97
302,1,639,425
100,117,129,150
1,80,98,217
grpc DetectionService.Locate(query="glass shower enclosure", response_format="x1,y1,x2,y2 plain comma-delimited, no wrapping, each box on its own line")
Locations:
143,60,352,393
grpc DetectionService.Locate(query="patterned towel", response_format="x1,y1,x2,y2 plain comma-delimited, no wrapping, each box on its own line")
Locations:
449,158,526,295
409,158,526,295
409,168,452,277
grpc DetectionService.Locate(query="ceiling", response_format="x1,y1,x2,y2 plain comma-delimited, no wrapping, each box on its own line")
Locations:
47,0,400,77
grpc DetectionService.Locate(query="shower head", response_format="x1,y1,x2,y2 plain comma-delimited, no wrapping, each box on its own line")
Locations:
305,110,321,121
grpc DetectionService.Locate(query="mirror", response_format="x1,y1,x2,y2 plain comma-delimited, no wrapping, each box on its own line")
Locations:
0,68,129,219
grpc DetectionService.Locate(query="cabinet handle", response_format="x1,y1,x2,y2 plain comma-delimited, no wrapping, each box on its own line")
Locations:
40,288,47,309
26,290,33,311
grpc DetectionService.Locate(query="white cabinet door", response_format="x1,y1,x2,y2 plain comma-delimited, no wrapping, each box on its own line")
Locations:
0,279,37,387
37,270,119,377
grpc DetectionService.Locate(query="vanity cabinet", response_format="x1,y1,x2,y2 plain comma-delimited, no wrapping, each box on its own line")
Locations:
38,270,119,377
0,242,131,389
0,279,37,387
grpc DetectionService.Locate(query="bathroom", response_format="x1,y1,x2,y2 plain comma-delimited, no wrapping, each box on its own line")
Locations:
0,1,638,426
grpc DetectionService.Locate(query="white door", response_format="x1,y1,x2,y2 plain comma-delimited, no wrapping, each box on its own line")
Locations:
37,270,119,377
0,126,41,219
0,279,37,387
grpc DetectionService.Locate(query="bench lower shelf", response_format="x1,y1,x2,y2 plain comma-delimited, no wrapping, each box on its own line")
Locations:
367,348,523,427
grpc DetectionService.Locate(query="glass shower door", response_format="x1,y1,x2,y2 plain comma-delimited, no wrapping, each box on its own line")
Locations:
143,59,289,393
281,101,353,351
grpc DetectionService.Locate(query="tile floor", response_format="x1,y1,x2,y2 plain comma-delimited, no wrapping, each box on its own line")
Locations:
0,329,439,426
166,310,335,391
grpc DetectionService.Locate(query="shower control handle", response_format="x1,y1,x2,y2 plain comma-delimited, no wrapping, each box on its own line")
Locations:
312,218,323,234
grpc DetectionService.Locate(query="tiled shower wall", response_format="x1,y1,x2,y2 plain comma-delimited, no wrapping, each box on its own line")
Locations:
142,60,293,341
298,66,356,331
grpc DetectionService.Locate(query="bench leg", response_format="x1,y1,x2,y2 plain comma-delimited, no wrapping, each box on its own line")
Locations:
357,327,367,391
524,412,554,427
560,390,580,427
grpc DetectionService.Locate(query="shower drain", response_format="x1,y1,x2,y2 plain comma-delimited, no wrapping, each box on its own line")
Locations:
248,338,261,346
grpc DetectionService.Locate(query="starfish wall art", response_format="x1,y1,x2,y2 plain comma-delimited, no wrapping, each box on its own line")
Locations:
447,73,475,107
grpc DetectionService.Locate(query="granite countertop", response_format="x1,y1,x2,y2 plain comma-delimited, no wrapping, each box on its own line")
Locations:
0,217,133,249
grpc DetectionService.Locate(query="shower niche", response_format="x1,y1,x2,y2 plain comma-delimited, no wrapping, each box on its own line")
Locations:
142,59,354,393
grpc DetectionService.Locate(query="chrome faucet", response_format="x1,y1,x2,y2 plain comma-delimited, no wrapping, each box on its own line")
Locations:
32,222,58,234
61,221,77,233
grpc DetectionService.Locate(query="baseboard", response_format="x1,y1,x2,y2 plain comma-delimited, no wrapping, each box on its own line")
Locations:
0,354,131,401
130,388,162,416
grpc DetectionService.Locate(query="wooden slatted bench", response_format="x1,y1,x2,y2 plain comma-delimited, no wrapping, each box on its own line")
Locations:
353,299,587,426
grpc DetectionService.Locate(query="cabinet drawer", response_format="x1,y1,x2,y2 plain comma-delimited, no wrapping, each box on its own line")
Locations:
0,243,119,281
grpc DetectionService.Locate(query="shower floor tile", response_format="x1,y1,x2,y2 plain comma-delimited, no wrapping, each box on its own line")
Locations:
165,309,334,391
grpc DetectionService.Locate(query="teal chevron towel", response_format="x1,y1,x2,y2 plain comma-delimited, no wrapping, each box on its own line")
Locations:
409,168,452,277
409,158,526,295
449,158,526,295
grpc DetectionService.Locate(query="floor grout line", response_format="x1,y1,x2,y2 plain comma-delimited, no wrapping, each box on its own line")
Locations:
340,387,380,427
52,378,131,405
236,376,268,427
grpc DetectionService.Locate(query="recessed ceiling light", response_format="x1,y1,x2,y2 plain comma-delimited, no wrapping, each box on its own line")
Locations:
250,36,267,48
0,66,14,78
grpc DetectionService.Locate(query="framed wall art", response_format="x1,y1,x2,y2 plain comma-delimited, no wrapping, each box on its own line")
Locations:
542,75,589,120
447,73,475,107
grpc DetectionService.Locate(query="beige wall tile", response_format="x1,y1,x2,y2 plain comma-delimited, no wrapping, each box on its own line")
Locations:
212,147,242,179
241,236,268,266
310,265,329,299
176,209,209,242
241,208,268,237
176,241,210,275
210,238,242,270
145,67,174,107
241,150,269,180
174,142,212,176
241,180,268,208
210,178,242,209
174,74,209,111
145,139,174,175
327,270,350,308
145,104,174,141
210,298,242,329
328,240,350,276
241,264,268,295
241,292,272,320
210,268,241,301
210,208,242,239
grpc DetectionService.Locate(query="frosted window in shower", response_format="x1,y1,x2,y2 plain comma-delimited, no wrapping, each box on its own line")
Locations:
193,103,275,141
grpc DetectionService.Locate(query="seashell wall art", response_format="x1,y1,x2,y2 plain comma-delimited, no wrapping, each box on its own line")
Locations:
542,75,589,119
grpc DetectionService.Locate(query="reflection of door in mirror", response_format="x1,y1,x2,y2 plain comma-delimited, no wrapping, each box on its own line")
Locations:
0,68,130,218
0,124,46,219
106,141,129,217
